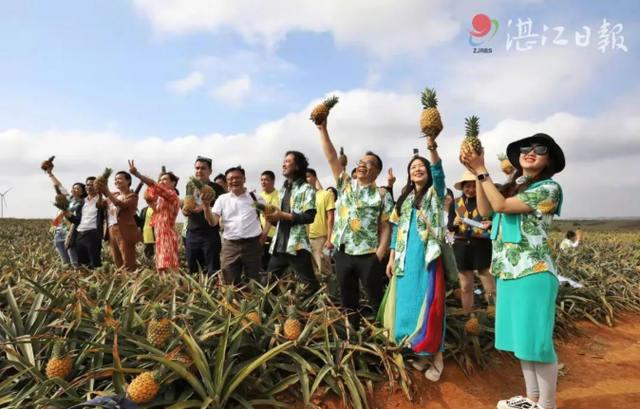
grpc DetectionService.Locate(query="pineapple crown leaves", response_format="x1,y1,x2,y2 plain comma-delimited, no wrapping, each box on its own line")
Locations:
497,153,508,161
101,167,113,179
286,304,298,318
420,87,438,109
252,202,267,212
51,340,68,357
322,95,339,109
464,115,480,137
150,302,165,319
189,176,205,190
48,155,55,162
339,147,345,156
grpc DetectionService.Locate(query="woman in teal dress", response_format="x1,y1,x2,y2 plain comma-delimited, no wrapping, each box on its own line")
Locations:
379,135,447,382
461,133,565,409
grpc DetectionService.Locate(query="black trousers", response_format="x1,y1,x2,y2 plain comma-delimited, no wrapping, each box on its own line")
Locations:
334,250,385,330
186,229,221,274
261,240,272,272
76,229,102,269
264,250,320,298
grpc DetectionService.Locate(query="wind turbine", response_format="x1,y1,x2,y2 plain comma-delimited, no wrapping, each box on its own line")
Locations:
0,188,12,218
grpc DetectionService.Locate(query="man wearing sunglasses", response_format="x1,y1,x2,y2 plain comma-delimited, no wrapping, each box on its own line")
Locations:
183,156,227,275
316,117,394,331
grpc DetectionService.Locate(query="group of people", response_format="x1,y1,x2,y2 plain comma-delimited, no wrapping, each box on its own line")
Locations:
48,114,567,409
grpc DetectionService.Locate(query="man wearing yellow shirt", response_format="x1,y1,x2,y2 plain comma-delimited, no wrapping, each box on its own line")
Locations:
306,168,335,278
259,170,279,271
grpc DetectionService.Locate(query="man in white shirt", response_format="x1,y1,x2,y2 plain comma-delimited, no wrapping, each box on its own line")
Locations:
202,166,265,285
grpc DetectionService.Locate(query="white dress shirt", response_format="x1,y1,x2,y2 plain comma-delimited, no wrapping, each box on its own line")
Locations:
78,196,99,232
213,190,266,240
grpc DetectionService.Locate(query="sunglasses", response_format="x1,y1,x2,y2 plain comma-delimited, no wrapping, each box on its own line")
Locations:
520,145,548,155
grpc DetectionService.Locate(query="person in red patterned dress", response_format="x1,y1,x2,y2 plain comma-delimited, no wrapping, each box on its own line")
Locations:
128,160,181,273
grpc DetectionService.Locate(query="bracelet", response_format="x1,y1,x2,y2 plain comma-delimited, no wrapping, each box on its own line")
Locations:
427,143,438,151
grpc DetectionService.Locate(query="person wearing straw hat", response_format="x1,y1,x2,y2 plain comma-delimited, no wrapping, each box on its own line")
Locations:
460,133,565,409
448,170,496,313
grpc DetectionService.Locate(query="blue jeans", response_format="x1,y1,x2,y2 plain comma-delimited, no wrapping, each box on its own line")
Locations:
54,239,71,265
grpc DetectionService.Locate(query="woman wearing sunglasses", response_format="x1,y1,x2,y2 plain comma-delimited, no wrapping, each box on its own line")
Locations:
460,133,565,409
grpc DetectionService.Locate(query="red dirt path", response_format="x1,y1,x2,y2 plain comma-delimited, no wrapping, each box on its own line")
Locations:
313,314,640,409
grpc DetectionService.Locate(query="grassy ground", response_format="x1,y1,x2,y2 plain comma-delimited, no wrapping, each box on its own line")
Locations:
553,219,640,232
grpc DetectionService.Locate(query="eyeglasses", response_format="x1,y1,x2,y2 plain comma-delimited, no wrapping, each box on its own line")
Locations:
357,159,378,168
520,145,548,155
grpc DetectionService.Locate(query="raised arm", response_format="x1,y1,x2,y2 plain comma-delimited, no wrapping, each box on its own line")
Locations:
128,160,156,187
201,193,220,227
316,120,343,181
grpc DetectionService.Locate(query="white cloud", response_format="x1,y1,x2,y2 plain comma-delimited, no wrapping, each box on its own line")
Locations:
211,75,252,106
132,0,462,58
167,71,205,94
365,66,383,88
2,89,639,220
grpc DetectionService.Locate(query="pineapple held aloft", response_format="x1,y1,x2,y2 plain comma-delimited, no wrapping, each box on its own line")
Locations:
338,147,348,169
147,304,173,347
460,115,482,156
284,305,302,340
127,367,166,404
310,95,339,125
41,156,55,173
53,185,70,211
46,341,73,380
189,176,215,200
497,153,514,176
94,167,113,192
420,88,443,138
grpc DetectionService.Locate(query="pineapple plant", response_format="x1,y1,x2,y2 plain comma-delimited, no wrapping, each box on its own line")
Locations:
460,115,482,157
45,341,73,380
93,167,113,192
419,88,443,138
127,367,166,404
53,185,70,211
338,147,348,169
147,303,173,347
465,317,481,336
40,156,55,173
497,153,515,176
284,305,302,340
310,95,339,125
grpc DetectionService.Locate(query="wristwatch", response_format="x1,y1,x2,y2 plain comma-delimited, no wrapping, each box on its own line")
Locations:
477,173,490,182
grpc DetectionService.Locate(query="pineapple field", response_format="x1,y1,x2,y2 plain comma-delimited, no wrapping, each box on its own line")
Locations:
1,218,640,409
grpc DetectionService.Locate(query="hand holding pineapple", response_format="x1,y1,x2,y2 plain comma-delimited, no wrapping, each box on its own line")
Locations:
200,192,215,206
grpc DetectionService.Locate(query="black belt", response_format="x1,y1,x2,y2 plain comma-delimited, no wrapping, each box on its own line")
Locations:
226,235,260,244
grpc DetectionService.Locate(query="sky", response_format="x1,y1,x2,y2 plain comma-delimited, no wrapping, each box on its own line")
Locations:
1,0,639,219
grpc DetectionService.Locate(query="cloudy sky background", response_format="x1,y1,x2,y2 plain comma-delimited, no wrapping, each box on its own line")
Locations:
1,0,639,219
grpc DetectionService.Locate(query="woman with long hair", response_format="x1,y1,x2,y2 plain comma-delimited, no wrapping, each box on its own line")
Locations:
461,133,565,409
379,135,447,382
128,160,181,273
98,171,143,271
448,171,495,313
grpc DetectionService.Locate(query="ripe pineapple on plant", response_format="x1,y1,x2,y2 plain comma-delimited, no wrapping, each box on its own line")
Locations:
284,305,302,340
419,88,443,138
41,156,55,173
93,167,113,192
310,95,339,125
460,115,483,157
127,367,166,404
46,341,73,380
465,317,481,336
147,303,173,347
497,153,515,176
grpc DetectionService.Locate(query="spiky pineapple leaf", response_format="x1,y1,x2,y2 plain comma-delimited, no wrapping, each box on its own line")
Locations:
323,95,339,108
420,87,438,109
464,116,480,137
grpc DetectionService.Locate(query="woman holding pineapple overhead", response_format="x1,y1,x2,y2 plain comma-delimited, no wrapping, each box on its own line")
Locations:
128,160,181,273
378,137,448,382
460,133,565,409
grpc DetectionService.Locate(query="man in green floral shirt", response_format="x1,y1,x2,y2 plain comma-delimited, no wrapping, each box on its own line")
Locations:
261,151,320,297
317,118,394,330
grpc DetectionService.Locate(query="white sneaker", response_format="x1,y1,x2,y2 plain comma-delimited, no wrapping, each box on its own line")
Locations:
411,356,431,371
496,396,538,409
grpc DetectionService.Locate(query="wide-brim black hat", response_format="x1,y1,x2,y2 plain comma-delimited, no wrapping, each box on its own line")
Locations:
506,133,565,174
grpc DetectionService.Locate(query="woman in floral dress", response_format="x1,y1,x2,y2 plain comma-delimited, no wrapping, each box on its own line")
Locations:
461,133,565,409
128,160,181,272
379,135,447,382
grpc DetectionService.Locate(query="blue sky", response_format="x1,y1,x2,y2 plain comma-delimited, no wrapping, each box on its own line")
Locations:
1,0,639,218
